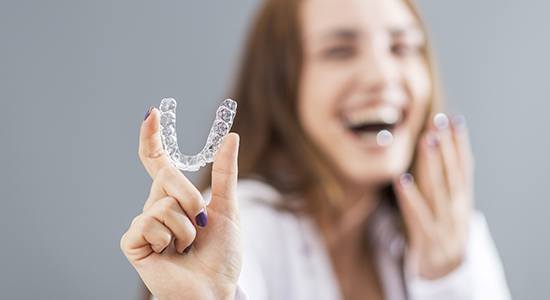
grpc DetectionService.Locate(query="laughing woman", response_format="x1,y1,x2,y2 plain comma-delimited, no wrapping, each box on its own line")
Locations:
121,0,512,299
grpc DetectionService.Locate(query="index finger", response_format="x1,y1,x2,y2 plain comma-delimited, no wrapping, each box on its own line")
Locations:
138,107,172,179
208,133,240,223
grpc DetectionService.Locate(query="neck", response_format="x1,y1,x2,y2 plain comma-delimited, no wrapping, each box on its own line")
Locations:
319,183,381,250
343,183,378,208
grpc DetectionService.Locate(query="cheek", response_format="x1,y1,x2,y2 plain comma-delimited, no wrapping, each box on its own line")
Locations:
297,64,361,181
297,71,327,164
407,61,432,108
403,61,432,147
298,69,324,138
297,64,349,144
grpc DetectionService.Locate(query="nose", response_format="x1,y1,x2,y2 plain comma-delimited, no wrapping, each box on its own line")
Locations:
356,46,402,95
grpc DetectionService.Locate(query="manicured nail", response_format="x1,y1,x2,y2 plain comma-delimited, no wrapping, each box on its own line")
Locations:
451,115,467,132
195,209,208,227
400,173,414,188
433,113,449,130
426,132,439,148
182,244,192,254
144,106,154,121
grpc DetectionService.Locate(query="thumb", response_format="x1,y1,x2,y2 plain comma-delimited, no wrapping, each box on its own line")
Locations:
208,133,240,222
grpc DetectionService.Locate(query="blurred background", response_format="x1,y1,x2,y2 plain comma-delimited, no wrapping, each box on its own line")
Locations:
0,0,548,299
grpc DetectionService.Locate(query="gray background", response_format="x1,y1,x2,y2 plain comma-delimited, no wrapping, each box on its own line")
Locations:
0,0,548,299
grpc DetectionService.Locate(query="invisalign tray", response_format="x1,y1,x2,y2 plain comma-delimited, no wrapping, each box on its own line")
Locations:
158,98,237,172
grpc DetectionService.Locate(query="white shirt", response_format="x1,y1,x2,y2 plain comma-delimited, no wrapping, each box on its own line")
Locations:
152,179,512,300
232,179,512,300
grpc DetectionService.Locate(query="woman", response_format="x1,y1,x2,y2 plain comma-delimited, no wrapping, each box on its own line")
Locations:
121,0,512,299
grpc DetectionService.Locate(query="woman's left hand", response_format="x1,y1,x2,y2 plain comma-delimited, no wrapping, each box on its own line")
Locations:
394,113,474,280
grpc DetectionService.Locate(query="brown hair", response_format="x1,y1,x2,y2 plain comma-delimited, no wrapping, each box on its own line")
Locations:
141,0,442,298
198,0,442,218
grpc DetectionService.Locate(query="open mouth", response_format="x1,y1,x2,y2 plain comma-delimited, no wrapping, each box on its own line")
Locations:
347,122,398,135
342,106,406,147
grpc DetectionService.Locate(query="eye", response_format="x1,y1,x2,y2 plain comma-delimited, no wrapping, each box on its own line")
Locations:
322,45,356,60
391,43,422,57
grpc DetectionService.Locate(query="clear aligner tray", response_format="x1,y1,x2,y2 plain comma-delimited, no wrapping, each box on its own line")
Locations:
158,98,237,172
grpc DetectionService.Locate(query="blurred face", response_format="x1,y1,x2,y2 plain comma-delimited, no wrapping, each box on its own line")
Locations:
298,0,432,189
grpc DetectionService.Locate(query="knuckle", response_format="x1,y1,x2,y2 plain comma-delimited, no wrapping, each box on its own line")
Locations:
119,232,129,252
146,148,166,161
212,167,237,178
180,223,197,245
137,216,156,232
158,197,177,215
138,142,146,158
156,165,175,181
211,189,230,202
130,214,145,228
139,149,165,163
159,233,172,245
130,215,141,226
189,190,204,207
138,138,165,160
138,147,146,162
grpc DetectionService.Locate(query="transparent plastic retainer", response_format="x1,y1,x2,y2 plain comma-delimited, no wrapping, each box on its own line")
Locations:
158,98,237,172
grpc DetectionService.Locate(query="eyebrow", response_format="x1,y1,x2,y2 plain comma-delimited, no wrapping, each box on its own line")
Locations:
320,24,424,42
390,25,424,39
321,28,359,42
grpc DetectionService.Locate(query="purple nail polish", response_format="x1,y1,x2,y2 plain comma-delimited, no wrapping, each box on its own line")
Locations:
433,113,449,130
426,133,439,147
400,173,414,188
195,210,208,227
144,106,154,121
451,115,467,131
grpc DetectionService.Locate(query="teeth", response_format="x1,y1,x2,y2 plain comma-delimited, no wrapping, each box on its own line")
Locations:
379,107,400,124
346,106,400,127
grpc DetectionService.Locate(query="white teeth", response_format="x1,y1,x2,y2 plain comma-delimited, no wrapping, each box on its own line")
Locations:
379,107,400,124
346,106,401,126
376,129,394,147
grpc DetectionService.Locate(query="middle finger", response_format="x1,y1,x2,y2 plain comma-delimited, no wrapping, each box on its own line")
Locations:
143,165,206,227
433,113,463,197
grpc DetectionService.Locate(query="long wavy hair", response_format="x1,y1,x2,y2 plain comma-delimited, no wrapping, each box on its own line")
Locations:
141,0,443,298
199,0,442,218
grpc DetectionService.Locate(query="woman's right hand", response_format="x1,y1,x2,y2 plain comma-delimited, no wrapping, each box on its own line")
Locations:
120,108,242,300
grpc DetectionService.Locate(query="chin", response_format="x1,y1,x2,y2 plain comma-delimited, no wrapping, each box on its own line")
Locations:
339,154,412,188
354,167,403,187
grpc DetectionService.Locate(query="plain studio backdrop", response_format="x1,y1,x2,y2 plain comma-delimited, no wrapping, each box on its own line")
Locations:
0,1,548,299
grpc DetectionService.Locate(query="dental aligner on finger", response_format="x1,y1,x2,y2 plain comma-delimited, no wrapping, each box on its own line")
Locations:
159,98,237,172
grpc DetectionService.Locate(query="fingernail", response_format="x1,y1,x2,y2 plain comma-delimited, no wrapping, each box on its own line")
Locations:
144,106,154,121
195,209,208,228
182,244,192,254
152,244,165,253
433,113,449,130
451,115,467,132
400,173,414,188
426,132,439,148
